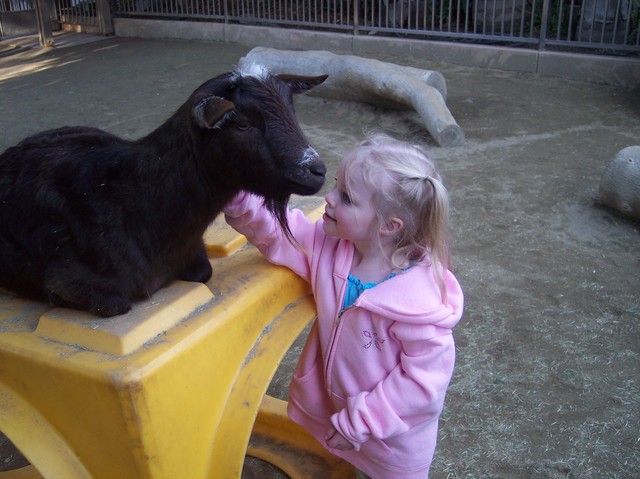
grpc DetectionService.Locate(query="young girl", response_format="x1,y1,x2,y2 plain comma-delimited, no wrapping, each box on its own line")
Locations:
224,133,464,478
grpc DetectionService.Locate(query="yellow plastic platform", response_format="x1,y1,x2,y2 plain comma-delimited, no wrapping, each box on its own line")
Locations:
0,197,355,479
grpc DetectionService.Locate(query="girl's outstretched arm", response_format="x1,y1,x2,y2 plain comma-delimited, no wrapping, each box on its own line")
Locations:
223,192,323,282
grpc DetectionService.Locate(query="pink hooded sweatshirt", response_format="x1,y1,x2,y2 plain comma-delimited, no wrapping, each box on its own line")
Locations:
224,193,464,479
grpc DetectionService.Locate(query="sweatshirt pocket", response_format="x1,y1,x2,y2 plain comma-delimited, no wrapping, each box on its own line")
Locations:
289,357,332,422
361,436,393,461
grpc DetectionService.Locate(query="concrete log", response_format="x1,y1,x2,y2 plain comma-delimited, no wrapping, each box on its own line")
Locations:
599,145,640,220
239,47,465,147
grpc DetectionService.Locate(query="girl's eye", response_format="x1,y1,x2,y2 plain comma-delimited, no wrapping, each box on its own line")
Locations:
341,191,352,204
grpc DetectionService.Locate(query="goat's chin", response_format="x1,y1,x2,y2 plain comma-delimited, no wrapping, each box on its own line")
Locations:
263,196,294,243
284,173,325,196
289,182,324,196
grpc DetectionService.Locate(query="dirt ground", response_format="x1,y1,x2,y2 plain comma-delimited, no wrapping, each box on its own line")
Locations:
0,33,639,478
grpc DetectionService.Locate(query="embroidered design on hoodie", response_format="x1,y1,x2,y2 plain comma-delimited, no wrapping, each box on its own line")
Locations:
362,330,386,351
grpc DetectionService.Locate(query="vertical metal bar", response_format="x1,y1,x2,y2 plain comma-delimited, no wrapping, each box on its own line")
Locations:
565,0,574,41
354,0,360,34
464,0,469,32
611,0,621,44
509,0,515,36
601,0,611,42
556,0,564,40
539,0,551,50
587,0,596,41
624,0,635,44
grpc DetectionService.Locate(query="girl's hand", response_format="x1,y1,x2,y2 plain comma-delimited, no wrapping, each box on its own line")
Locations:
325,426,354,451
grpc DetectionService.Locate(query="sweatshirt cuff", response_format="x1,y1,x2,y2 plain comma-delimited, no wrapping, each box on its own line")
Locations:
330,410,366,452
222,191,251,217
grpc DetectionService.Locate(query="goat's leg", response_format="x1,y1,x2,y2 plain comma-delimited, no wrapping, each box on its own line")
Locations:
177,241,213,284
44,260,132,317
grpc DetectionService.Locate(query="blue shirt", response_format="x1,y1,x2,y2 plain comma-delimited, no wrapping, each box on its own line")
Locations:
343,273,397,309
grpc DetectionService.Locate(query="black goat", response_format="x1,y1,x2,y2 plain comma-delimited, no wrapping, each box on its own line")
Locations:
0,65,327,317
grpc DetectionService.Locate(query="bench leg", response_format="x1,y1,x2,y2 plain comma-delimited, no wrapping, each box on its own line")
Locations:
248,395,355,479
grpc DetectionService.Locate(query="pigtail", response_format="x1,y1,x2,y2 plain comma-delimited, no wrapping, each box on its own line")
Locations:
396,172,451,304
424,175,451,303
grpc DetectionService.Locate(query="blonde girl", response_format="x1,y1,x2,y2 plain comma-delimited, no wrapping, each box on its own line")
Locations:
225,133,464,478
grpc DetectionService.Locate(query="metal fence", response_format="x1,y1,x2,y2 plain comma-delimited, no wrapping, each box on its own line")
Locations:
109,0,639,54
0,0,99,31
56,0,99,26
0,0,115,38
1,0,639,54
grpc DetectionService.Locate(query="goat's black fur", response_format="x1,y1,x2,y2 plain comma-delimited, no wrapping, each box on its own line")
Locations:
0,67,327,317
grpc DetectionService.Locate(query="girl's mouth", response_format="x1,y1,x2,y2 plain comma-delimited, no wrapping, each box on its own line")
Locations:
323,211,335,222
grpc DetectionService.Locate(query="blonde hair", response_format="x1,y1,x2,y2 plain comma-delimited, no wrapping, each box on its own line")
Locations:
343,133,452,301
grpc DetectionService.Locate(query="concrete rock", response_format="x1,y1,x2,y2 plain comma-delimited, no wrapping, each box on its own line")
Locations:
599,145,640,220
239,47,465,147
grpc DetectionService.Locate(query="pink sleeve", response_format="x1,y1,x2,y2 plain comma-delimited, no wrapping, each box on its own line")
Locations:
224,192,321,282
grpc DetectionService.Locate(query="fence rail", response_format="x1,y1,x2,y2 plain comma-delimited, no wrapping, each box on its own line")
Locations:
110,0,639,54
1,0,639,54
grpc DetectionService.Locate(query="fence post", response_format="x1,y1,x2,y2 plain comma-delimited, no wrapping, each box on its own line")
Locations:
34,0,54,46
96,0,113,34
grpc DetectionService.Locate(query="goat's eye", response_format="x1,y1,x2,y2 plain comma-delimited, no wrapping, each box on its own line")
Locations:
236,122,251,131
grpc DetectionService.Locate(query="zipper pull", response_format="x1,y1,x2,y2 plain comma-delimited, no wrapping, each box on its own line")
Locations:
336,305,351,325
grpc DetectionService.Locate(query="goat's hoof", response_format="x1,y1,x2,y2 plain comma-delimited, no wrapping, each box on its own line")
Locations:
91,298,132,318
181,259,213,284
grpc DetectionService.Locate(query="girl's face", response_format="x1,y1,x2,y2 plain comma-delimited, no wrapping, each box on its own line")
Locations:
322,159,379,245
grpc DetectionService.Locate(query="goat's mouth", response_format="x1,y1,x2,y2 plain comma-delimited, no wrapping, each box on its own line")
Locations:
285,167,326,195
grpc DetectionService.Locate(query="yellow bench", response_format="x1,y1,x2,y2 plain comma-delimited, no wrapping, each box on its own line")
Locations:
0,197,355,479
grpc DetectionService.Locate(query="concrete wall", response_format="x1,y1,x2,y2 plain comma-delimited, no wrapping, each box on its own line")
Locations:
113,18,640,89
0,10,38,36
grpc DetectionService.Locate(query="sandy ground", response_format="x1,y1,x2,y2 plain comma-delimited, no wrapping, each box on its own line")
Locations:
0,33,639,478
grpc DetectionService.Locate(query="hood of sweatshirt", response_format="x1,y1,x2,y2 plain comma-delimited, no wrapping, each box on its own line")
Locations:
349,261,464,331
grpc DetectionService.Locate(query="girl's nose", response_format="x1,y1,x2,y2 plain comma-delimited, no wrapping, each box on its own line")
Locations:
324,188,336,206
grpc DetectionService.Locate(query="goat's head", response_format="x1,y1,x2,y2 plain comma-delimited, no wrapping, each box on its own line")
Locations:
187,65,327,236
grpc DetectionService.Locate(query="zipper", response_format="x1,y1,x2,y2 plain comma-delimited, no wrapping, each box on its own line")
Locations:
324,272,352,394
324,304,354,391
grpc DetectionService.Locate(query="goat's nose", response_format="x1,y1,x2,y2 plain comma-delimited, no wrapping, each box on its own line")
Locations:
302,146,317,163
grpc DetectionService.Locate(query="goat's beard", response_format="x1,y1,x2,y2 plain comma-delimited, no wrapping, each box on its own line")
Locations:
264,196,296,244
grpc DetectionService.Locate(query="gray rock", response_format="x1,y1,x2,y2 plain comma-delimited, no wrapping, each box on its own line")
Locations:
599,145,640,220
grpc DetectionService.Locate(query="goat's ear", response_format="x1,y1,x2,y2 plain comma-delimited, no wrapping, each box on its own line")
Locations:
276,74,328,94
193,96,236,129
